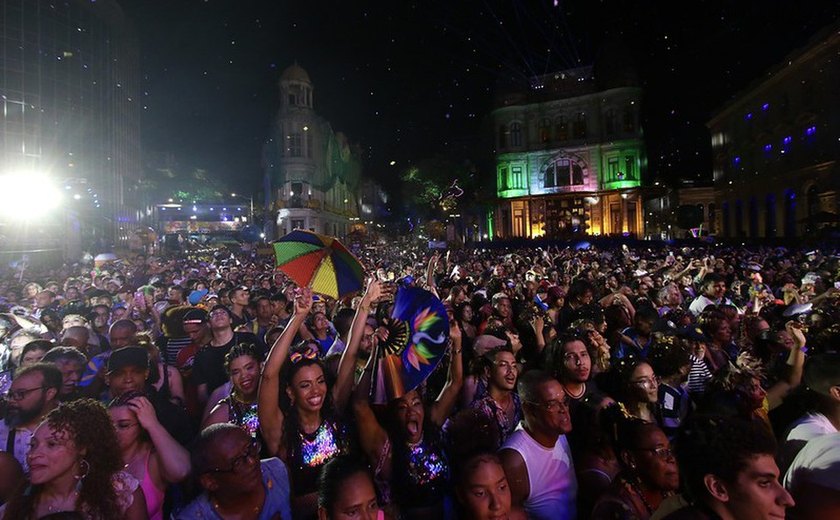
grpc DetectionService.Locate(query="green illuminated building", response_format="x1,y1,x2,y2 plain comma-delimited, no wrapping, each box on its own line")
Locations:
491,65,647,238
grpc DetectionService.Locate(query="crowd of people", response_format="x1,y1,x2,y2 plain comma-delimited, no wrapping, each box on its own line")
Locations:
0,238,839,519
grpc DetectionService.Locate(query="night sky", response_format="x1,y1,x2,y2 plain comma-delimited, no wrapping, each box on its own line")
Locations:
120,0,840,200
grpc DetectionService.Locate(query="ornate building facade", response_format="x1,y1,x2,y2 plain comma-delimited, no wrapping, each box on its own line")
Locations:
263,64,361,239
708,24,839,239
491,65,646,238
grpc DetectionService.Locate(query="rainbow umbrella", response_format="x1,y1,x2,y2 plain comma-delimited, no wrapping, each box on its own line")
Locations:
272,230,365,299
371,286,450,402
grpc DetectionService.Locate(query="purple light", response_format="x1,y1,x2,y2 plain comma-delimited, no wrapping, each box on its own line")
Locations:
733,156,741,165
805,126,817,136
745,113,753,120
764,144,772,152
783,136,792,144
761,103,770,111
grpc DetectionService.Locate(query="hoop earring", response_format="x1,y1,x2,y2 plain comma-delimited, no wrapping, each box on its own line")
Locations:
75,459,90,493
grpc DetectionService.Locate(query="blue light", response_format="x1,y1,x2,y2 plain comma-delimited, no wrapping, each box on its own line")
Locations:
733,156,741,165
745,113,753,120
805,126,817,136
761,103,770,111
764,144,772,152
783,136,792,144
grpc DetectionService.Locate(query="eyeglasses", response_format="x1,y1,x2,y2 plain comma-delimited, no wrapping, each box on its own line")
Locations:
526,397,570,413
112,421,139,431
6,387,45,401
631,376,660,390
634,446,674,460
206,438,261,474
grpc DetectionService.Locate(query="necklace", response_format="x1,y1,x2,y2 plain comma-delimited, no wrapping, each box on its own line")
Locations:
564,383,586,400
626,478,655,514
42,490,79,513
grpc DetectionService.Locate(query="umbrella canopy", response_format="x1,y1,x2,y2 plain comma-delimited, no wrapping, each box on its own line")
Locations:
372,286,450,402
273,230,364,299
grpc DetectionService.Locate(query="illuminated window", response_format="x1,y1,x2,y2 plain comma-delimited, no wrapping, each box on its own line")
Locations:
511,166,524,188
499,166,509,190
624,156,635,179
544,158,584,187
510,122,522,147
608,157,619,180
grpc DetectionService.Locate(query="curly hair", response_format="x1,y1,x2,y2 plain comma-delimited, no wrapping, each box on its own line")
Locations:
4,399,123,519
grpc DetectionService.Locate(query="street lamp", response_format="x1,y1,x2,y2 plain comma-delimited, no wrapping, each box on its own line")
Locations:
230,192,254,222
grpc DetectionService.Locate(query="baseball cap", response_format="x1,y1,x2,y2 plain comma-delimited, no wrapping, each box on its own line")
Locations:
188,289,209,305
473,334,508,357
182,308,209,325
107,346,149,373
209,304,232,318
676,325,708,343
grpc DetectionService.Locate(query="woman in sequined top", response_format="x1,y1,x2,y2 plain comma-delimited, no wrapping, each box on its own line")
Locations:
203,343,263,440
258,287,363,519
353,318,463,519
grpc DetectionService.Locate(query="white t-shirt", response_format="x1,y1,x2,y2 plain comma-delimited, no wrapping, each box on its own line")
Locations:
501,423,577,520
784,432,840,491
780,412,838,471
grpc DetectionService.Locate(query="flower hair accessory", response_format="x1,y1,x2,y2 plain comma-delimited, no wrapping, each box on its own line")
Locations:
290,345,319,364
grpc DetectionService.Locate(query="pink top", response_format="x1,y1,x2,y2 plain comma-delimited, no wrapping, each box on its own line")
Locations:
140,450,165,520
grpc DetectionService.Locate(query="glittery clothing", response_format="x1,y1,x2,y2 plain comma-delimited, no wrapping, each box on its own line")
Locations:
395,434,450,510
222,394,260,439
470,392,523,445
290,419,349,497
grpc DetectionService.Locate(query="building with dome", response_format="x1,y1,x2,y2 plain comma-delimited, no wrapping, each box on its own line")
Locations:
490,61,646,238
262,63,362,239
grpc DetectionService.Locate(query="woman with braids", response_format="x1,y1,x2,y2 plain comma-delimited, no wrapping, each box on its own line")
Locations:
203,342,263,440
108,391,190,520
1,398,147,519
590,404,679,519
258,286,364,519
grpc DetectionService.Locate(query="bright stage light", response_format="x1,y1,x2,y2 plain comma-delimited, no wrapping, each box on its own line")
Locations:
0,173,63,220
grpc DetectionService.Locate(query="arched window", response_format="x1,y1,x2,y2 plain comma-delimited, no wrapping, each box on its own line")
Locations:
510,122,522,147
544,157,584,187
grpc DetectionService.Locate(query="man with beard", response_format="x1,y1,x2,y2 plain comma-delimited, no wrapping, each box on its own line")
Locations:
500,370,578,520
0,363,61,471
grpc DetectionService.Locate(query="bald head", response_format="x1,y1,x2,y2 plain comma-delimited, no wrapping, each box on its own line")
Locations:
60,326,89,349
109,319,139,349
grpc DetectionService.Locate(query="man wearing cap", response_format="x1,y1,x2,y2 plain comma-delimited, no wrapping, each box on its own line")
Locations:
192,304,260,406
107,346,195,445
